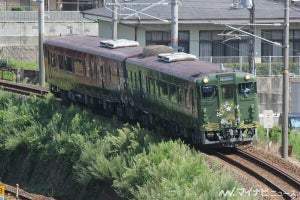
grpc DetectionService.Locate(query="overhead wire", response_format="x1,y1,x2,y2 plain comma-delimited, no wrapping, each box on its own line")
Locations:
106,0,300,55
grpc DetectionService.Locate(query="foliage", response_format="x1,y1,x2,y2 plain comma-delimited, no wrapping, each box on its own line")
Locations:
113,140,242,199
0,90,249,199
9,60,37,70
0,59,12,68
11,7,25,11
288,131,300,159
257,125,300,159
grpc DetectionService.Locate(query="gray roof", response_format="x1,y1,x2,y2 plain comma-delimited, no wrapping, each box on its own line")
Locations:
81,0,300,24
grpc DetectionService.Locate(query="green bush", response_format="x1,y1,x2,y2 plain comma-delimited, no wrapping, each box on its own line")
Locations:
0,59,12,68
288,131,300,159
257,125,300,159
0,90,253,199
11,7,25,11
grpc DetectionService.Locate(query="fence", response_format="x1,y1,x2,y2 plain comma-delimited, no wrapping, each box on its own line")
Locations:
0,46,38,64
0,11,90,22
200,56,300,76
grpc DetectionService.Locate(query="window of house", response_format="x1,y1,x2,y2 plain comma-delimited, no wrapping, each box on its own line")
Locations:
199,31,248,61
261,30,283,59
146,31,190,53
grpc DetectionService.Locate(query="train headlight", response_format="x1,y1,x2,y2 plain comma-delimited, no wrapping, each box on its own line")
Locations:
244,74,251,81
203,77,209,84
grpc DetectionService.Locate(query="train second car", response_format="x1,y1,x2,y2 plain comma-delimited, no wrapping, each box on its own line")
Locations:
43,35,259,147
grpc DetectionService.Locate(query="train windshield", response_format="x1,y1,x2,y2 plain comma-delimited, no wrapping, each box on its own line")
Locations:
238,82,257,95
201,86,217,98
222,85,234,99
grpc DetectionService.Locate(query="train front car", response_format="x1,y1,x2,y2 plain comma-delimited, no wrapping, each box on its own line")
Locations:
195,71,258,147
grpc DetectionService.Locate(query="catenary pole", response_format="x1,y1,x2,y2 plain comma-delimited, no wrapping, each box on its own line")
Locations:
112,0,118,40
249,0,255,74
282,0,289,159
171,0,178,52
38,0,45,87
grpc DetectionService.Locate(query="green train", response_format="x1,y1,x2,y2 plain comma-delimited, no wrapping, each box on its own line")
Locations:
43,35,258,147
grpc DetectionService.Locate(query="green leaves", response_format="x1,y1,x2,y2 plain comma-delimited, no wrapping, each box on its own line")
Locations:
0,90,244,199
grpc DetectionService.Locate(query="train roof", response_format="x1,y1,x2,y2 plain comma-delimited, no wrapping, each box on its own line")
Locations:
44,35,233,82
43,35,143,61
127,55,233,82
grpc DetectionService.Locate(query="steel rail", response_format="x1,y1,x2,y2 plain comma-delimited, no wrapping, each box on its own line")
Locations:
212,149,298,200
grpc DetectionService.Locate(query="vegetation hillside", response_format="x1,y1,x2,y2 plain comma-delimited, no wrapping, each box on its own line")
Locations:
0,91,253,199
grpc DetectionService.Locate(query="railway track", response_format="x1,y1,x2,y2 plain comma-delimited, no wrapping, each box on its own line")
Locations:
0,80,49,97
207,147,300,200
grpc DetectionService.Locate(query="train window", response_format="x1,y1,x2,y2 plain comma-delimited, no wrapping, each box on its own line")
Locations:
50,52,56,68
185,88,194,108
178,88,183,104
169,84,177,103
65,56,73,72
74,59,84,75
222,85,234,99
140,72,146,93
238,82,256,95
158,81,168,100
148,77,155,95
109,66,112,83
201,86,217,98
100,64,104,80
117,68,120,84
58,55,64,70
134,72,137,89
128,71,133,88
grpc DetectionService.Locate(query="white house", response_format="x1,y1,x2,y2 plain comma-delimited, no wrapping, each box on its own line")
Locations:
81,0,300,62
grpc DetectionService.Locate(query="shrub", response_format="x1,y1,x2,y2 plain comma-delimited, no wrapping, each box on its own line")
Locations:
11,7,25,11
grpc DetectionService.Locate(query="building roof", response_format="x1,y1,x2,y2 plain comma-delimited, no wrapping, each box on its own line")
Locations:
81,0,300,24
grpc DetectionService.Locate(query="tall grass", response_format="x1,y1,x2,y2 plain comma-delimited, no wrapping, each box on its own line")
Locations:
0,90,254,199
257,125,300,159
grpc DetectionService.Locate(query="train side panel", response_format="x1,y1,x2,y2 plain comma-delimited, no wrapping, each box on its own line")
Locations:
44,44,126,104
125,61,198,131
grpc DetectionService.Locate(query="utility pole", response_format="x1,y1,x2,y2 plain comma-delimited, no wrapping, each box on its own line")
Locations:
171,0,178,52
248,0,255,74
112,0,118,40
38,0,45,87
282,0,289,159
